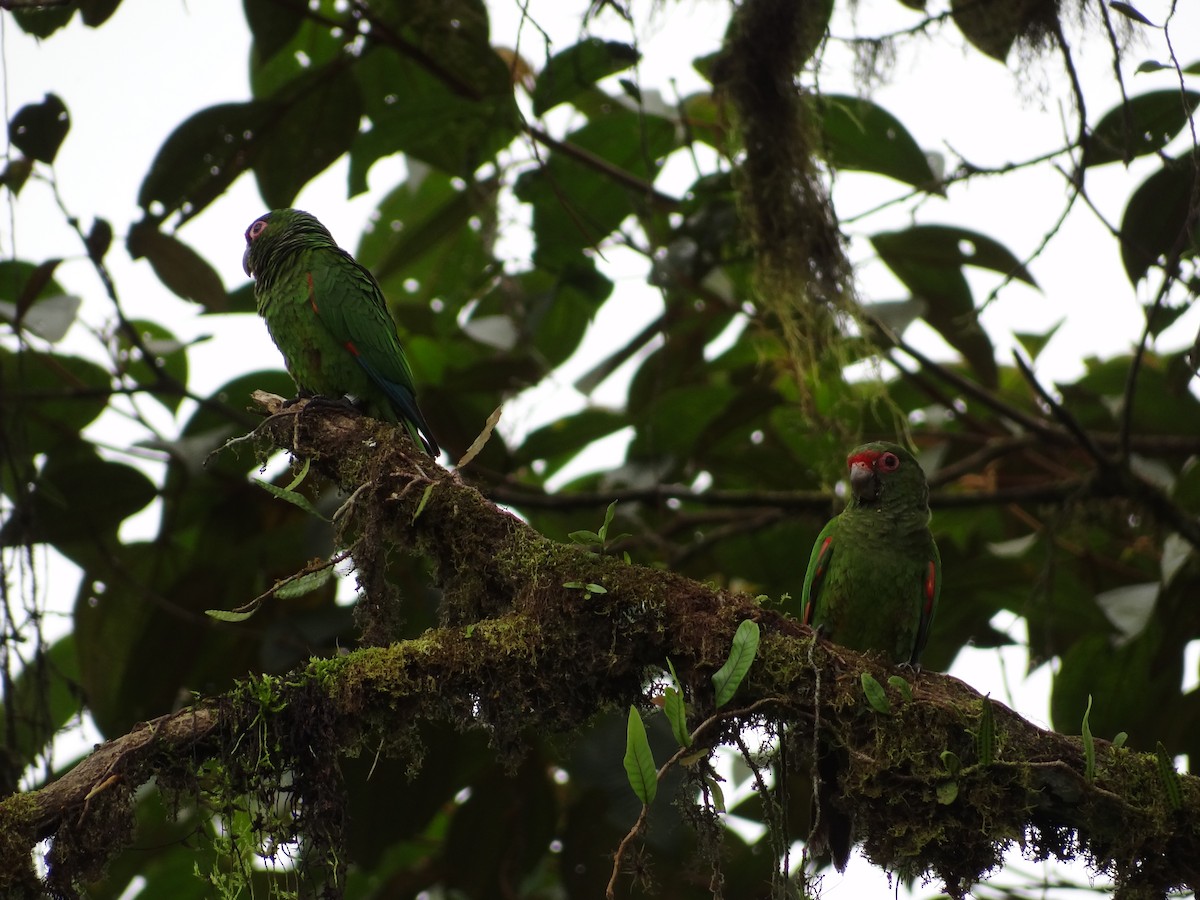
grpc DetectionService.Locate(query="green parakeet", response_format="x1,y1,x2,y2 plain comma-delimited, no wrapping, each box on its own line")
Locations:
800,441,941,870
242,208,439,457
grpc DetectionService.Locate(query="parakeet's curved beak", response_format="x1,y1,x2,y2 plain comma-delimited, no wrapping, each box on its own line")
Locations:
849,460,879,503
242,246,253,278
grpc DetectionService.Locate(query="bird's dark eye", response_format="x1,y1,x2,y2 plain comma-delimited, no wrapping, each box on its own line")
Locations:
247,220,268,241
880,452,900,471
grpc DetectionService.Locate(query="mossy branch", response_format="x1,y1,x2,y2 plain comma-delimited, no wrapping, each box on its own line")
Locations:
2,394,1199,897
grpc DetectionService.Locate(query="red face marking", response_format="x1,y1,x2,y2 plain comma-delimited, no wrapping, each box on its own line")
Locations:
847,449,901,475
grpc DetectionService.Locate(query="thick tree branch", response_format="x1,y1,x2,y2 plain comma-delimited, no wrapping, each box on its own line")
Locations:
2,395,1198,898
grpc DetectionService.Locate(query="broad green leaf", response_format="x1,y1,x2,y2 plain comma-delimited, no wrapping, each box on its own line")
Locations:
0,636,81,768
139,101,268,221
871,225,1034,387
517,408,629,467
243,0,305,66
887,675,913,703
127,221,229,310
623,706,658,804
664,686,691,748
1083,90,1200,167
712,619,760,708
119,320,190,413
819,94,937,189
349,41,518,189
514,105,677,271
1119,157,1200,284
356,169,498,314
532,39,640,117
0,449,157,548
254,65,363,210
940,750,962,776
861,672,891,714
0,347,111,457
79,0,122,27
12,6,75,37
9,94,69,163
950,0,1020,61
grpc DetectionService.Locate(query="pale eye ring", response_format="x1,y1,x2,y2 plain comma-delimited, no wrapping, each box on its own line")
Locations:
880,452,900,471
247,220,268,240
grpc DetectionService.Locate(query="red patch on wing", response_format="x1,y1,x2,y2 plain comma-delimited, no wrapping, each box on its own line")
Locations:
924,560,937,614
306,272,318,314
344,341,359,357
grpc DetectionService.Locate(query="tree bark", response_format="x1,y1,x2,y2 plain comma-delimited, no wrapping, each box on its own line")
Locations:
1,394,1196,899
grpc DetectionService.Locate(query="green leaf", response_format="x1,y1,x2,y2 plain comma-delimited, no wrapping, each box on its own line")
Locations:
9,94,69,163
514,106,677,271
119,319,190,413
0,450,157,548
1083,90,1200,167
861,672,891,714
664,686,691,748
0,347,111,457
819,94,937,189
349,41,518,189
936,781,959,805
517,408,629,469
977,695,996,766
1110,2,1155,26
598,500,618,542
12,5,75,37
1014,319,1064,362
1113,732,1129,749
569,530,603,545
244,0,305,64
711,619,760,708
0,636,81,767
1119,157,1200,284
205,608,258,623
275,567,334,599
532,39,640,116
623,706,658,805
872,224,1037,386
138,101,267,222
412,483,435,523
1155,741,1182,809
887,675,914,702
252,477,329,522
254,66,363,210
127,221,229,310
1082,694,1095,782
940,750,962,776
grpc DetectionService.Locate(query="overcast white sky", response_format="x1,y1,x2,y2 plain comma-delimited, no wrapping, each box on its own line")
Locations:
5,1,1200,894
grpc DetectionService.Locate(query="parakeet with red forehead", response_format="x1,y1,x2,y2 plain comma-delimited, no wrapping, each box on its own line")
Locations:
801,441,940,871
802,441,939,666
242,208,439,456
